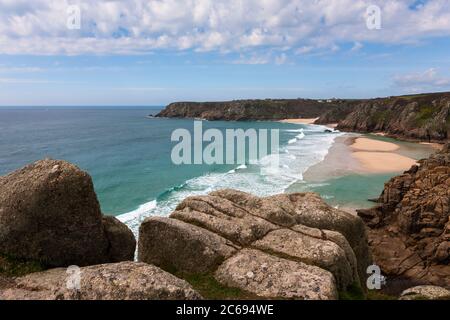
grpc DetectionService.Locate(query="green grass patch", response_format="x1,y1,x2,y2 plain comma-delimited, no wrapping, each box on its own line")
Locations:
0,254,44,277
416,106,435,125
371,110,392,123
339,282,366,300
179,273,258,300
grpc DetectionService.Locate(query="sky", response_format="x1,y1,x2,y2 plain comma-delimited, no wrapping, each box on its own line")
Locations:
1,0,450,106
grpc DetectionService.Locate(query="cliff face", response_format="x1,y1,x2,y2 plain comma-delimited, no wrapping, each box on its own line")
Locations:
156,99,345,121
357,144,450,288
336,93,450,142
157,92,450,142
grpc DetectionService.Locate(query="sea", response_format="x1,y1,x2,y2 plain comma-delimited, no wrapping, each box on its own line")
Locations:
0,107,433,234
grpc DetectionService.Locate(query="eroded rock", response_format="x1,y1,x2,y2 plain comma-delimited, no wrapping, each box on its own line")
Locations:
215,249,338,300
0,262,202,300
138,217,238,274
399,285,450,300
138,189,371,299
358,145,450,287
0,159,136,267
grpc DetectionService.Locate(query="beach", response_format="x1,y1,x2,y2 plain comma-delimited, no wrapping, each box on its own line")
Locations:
305,134,437,180
350,137,418,173
279,118,320,125
295,131,438,211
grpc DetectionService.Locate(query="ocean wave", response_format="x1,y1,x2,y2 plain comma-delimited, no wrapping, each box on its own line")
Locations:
121,125,342,234
117,199,157,223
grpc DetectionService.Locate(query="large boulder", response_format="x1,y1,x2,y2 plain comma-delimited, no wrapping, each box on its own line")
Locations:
357,144,450,287
0,159,136,267
215,249,337,300
138,189,371,299
0,262,202,300
138,217,238,274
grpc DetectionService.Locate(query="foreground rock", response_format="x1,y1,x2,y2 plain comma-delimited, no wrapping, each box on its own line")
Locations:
399,285,450,300
0,262,202,300
139,189,371,300
215,249,337,300
358,144,450,288
0,159,136,267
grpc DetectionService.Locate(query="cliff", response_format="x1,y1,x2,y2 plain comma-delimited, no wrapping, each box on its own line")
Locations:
335,92,450,142
357,144,450,288
157,92,450,142
156,99,350,121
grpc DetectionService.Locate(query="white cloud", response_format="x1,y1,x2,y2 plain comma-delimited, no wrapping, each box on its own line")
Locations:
351,42,363,52
0,0,449,55
393,68,450,91
0,77,53,84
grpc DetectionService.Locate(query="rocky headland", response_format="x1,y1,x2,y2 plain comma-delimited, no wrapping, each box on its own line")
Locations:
358,144,450,290
156,99,356,121
157,92,450,143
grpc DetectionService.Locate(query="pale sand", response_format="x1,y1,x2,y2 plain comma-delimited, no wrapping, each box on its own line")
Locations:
279,118,319,125
351,137,399,152
352,151,417,173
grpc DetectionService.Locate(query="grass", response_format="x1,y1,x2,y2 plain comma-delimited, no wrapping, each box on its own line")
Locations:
416,106,435,125
180,273,257,300
371,110,392,124
0,254,44,277
339,282,366,300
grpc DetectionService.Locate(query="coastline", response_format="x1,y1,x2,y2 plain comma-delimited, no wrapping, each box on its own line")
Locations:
295,129,437,213
304,133,437,180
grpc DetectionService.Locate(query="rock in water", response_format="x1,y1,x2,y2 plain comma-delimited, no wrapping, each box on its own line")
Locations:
0,159,136,267
358,144,450,287
0,262,202,300
138,189,371,300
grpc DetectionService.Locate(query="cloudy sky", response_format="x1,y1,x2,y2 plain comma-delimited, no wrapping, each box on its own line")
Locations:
1,0,450,106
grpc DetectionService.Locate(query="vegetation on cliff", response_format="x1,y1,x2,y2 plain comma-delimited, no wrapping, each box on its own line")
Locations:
157,92,450,142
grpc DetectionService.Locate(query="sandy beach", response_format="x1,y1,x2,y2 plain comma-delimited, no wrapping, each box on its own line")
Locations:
304,134,437,181
350,137,420,173
279,118,319,125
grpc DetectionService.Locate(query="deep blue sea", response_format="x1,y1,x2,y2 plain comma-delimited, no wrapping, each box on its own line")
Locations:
0,107,431,234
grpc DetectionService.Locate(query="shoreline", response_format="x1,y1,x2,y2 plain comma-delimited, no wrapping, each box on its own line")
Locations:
304,133,438,180
279,118,339,129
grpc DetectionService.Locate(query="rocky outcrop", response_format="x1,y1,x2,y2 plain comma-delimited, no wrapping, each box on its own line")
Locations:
0,262,202,300
158,92,450,142
156,99,345,121
138,189,371,300
215,248,337,300
138,217,238,274
357,144,450,287
336,93,450,142
0,159,136,267
399,285,450,300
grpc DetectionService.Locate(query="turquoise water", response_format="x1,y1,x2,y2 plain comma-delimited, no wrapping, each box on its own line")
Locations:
0,107,430,233
289,174,395,209
0,108,337,229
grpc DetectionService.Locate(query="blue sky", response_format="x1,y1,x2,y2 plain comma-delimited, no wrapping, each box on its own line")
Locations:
1,0,450,106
